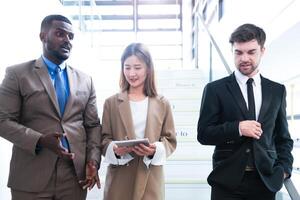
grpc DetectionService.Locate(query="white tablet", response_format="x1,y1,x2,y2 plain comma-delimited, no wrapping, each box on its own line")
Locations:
114,138,150,147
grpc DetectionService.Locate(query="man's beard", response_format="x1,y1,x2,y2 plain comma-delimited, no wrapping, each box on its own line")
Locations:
238,62,258,76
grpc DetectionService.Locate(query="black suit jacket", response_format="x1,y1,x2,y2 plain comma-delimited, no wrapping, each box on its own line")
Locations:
197,73,293,192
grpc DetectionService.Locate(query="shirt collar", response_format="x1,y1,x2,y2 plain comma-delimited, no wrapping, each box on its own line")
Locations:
234,69,261,86
42,55,66,72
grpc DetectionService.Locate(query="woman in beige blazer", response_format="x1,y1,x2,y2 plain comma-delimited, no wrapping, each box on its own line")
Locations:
101,43,177,200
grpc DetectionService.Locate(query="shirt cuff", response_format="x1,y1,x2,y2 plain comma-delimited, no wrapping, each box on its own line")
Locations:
104,142,134,165
238,123,242,136
143,141,166,168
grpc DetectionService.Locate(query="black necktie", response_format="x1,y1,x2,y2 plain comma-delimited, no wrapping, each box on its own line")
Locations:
246,78,256,169
247,78,256,120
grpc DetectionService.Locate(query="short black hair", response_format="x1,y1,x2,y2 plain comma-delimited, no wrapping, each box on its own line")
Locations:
229,23,266,47
40,14,72,31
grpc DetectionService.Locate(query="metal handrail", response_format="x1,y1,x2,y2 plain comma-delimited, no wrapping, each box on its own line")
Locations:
284,178,300,200
194,11,232,74
194,8,300,200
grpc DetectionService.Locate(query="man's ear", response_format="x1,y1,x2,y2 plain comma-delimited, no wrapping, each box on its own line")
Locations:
261,46,266,55
40,32,45,42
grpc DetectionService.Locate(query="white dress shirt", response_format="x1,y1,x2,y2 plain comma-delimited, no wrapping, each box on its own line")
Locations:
234,70,262,121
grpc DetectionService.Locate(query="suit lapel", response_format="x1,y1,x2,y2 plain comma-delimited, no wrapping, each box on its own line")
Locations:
34,58,60,116
258,76,272,122
118,92,136,139
63,66,75,117
226,73,248,119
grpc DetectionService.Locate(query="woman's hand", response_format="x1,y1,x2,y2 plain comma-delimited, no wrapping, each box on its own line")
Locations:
132,143,156,157
113,145,133,156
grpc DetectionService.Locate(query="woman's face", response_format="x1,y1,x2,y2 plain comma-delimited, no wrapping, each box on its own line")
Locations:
123,55,147,90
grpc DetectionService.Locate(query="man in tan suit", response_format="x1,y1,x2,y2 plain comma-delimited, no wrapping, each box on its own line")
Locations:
0,14,101,200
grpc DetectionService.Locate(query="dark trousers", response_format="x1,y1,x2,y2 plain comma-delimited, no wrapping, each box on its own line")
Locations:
211,171,276,200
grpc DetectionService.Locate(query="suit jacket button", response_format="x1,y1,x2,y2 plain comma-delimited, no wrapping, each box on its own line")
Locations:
246,148,251,153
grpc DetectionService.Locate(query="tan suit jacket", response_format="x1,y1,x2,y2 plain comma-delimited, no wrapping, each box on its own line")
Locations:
101,92,177,200
0,57,101,192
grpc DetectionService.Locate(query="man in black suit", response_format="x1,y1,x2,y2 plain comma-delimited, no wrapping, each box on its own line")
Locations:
197,23,293,200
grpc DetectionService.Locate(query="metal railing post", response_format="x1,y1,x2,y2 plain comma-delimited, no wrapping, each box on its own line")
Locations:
284,178,300,200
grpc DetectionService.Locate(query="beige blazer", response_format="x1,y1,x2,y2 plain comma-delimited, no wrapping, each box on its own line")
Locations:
101,91,177,200
0,57,101,192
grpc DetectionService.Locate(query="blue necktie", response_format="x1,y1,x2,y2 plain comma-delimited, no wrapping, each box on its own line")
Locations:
55,66,67,115
55,66,70,151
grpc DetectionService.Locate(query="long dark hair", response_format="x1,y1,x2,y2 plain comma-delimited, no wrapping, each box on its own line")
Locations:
119,43,157,97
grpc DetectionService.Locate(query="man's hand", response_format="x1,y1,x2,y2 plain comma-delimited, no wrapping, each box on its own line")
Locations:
38,132,74,160
79,160,100,190
284,172,289,180
239,120,263,139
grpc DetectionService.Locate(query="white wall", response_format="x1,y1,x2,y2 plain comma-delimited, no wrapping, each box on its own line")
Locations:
0,0,66,79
